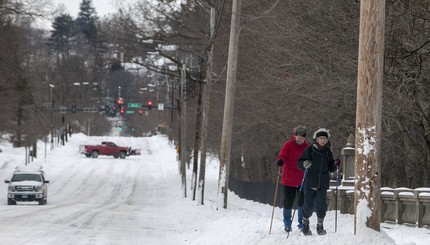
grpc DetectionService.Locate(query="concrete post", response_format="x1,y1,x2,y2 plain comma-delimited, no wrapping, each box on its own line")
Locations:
341,134,355,186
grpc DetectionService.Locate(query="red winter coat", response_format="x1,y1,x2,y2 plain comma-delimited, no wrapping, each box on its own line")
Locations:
277,134,309,187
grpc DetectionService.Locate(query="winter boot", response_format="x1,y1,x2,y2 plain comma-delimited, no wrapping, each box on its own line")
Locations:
302,217,312,236
316,218,327,235
316,224,327,235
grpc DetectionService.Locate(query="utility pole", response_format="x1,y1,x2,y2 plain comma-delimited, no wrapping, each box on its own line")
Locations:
354,0,386,234
88,118,91,136
180,64,187,198
192,66,203,201
49,84,55,150
16,105,22,147
198,7,215,205
192,10,217,200
170,78,174,141
218,0,241,209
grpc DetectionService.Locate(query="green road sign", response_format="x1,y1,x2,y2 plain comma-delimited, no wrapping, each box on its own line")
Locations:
128,103,142,108
125,110,135,114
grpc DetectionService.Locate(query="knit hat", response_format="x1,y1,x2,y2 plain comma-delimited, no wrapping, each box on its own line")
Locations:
294,125,307,137
313,128,330,139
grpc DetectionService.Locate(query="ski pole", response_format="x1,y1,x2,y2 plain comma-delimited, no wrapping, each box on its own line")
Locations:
269,166,281,235
335,166,339,232
287,169,307,239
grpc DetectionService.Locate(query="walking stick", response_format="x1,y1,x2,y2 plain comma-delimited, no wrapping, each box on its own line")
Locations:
335,167,339,232
287,169,307,239
269,167,281,235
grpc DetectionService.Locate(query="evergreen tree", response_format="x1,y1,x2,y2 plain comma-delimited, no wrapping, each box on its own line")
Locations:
76,0,98,46
49,14,74,59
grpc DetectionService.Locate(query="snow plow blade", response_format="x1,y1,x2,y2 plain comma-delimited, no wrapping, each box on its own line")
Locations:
129,149,141,155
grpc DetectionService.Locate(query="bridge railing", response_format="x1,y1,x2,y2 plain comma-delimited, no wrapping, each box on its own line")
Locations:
328,185,430,228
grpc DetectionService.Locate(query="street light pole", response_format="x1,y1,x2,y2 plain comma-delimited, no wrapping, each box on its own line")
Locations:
49,84,55,107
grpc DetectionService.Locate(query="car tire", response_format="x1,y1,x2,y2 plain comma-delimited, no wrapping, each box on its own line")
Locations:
85,154,91,158
91,151,99,158
7,198,16,205
119,151,126,159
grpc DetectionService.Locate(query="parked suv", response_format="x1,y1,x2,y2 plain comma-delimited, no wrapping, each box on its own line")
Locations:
4,166,49,205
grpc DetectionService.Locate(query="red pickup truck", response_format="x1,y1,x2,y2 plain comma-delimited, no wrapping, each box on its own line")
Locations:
79,141,140,159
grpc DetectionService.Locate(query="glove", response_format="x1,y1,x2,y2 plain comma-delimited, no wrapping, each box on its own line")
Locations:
335,157,342,167
277,159,283,166
303,160,312,169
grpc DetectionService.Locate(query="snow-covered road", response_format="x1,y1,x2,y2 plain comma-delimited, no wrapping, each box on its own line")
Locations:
0,134,184,244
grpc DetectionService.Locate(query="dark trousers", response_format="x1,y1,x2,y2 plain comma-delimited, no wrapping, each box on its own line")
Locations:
302,187,327,219
283,185,304,209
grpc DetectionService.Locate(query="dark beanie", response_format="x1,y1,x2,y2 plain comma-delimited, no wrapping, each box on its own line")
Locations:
313,128,330,139
315,131,329,138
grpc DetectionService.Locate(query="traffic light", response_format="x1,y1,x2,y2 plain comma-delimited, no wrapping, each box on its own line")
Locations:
116,98,124,112
120,106,125,114
148,100,152,110
138,109,143,116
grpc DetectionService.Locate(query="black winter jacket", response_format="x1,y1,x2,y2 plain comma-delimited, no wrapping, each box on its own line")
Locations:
298,143,337,190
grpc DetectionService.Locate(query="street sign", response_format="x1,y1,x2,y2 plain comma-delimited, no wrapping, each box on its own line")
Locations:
125,110,135,114
128,103,142,108
158,103,164,110
83,108,98,112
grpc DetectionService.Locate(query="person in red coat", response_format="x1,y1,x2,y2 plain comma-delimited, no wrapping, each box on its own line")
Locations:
276,125,309,233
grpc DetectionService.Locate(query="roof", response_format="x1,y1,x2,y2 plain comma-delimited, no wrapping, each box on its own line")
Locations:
14,166,44,175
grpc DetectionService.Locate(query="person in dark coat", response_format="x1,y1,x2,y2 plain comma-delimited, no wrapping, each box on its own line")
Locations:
298,128,340,236
276,125,309,232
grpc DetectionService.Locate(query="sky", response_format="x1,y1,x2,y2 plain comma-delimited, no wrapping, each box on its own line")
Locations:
0,132,428,244
35,0,124,30
53,0,120,18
